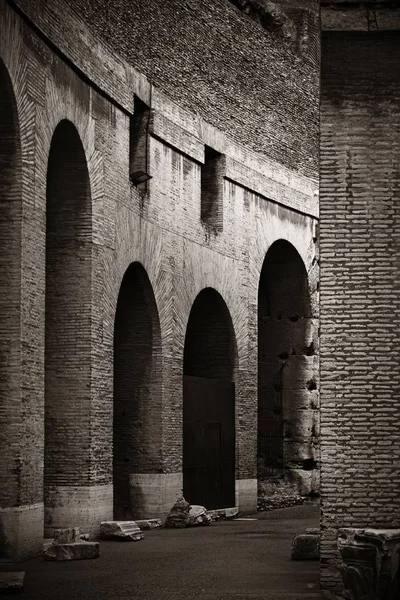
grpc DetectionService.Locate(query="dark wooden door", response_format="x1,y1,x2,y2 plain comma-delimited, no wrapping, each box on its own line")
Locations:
183,375,235,509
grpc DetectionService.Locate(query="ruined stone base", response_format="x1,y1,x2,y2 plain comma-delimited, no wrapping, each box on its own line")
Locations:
0,572,25,593
207,507,239,520
44,542,100,561
338,528,400,600
44,526,100,560
291,532,320,560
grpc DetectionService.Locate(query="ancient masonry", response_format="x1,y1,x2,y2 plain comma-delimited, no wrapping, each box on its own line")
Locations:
320,1,400,595
0,0,320,562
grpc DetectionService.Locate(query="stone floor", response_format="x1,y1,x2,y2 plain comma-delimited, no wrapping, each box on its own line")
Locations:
1,504,321,600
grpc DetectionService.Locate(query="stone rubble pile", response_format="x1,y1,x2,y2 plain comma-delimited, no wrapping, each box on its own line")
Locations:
165,497,211,528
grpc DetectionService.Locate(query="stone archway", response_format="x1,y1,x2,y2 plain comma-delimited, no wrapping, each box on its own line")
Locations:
258,240,318,498
44,119,92,535
113,262,162,520
0,58,22,559
183,288,237,510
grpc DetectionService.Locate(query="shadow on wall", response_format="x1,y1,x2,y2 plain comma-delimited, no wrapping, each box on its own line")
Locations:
183,288,238,511
257,240,319,505
113,262,162,521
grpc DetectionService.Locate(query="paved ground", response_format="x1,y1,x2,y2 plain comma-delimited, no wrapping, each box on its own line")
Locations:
1,504,321,600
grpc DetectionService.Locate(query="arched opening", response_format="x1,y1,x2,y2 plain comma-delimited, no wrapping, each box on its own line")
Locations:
258,240,318,499
183,288,237,509
113,263,162,520
44,120,92,534
0,59,22,558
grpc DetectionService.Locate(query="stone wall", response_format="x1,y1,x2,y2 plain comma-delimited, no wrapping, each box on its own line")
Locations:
320,30,400,593
0,0,319,559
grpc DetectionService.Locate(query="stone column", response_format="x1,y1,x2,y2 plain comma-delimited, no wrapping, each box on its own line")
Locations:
338,528,400,600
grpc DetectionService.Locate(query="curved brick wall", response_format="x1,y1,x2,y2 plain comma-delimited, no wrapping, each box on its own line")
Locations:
0,58,22,558
51,0,318,179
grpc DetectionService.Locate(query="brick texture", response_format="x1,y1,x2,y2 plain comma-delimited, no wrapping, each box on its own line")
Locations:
63,0,319,179
320,31,400,593
113,262,163,520
0,58,22,537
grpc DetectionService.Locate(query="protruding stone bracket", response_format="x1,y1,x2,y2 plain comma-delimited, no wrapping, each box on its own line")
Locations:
338,527,400,600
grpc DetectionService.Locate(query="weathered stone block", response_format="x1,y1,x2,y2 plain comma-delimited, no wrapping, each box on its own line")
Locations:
291,533,320,560
285,466,320,496
282,355,319,390
53,527,80,544
283,409,317,441
188,505,211,526
44,541,100,561
0,572,25,593
100,521,144,541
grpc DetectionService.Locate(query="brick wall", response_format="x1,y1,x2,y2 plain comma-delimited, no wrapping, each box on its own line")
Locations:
320,30,400,592
31,0,319,180
0,58,22,557
113,262,163,520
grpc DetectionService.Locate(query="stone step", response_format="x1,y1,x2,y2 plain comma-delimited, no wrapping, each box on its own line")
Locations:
207,507,239,520
100,520,144,541
135,519,162,530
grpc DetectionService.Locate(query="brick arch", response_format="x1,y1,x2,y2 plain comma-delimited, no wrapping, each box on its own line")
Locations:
44,119,93,535
0,58,22,557
183,287,237,509
113,261,163,520
184,287,238,381
258,239,318,497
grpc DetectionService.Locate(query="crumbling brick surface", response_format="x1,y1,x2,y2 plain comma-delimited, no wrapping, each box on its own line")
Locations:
320,30,400,593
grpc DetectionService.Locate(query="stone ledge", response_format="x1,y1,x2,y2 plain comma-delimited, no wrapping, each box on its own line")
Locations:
207,507,239,520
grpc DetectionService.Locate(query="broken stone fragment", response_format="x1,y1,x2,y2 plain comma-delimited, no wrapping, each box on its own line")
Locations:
0,572,25,593
338,527,400,600
165,498,211,528
53,527,80,544
135,519,162,530
44,541,99,561
164,498,191,528
188,505,211,527
291,532,320,560
100,521,144,541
